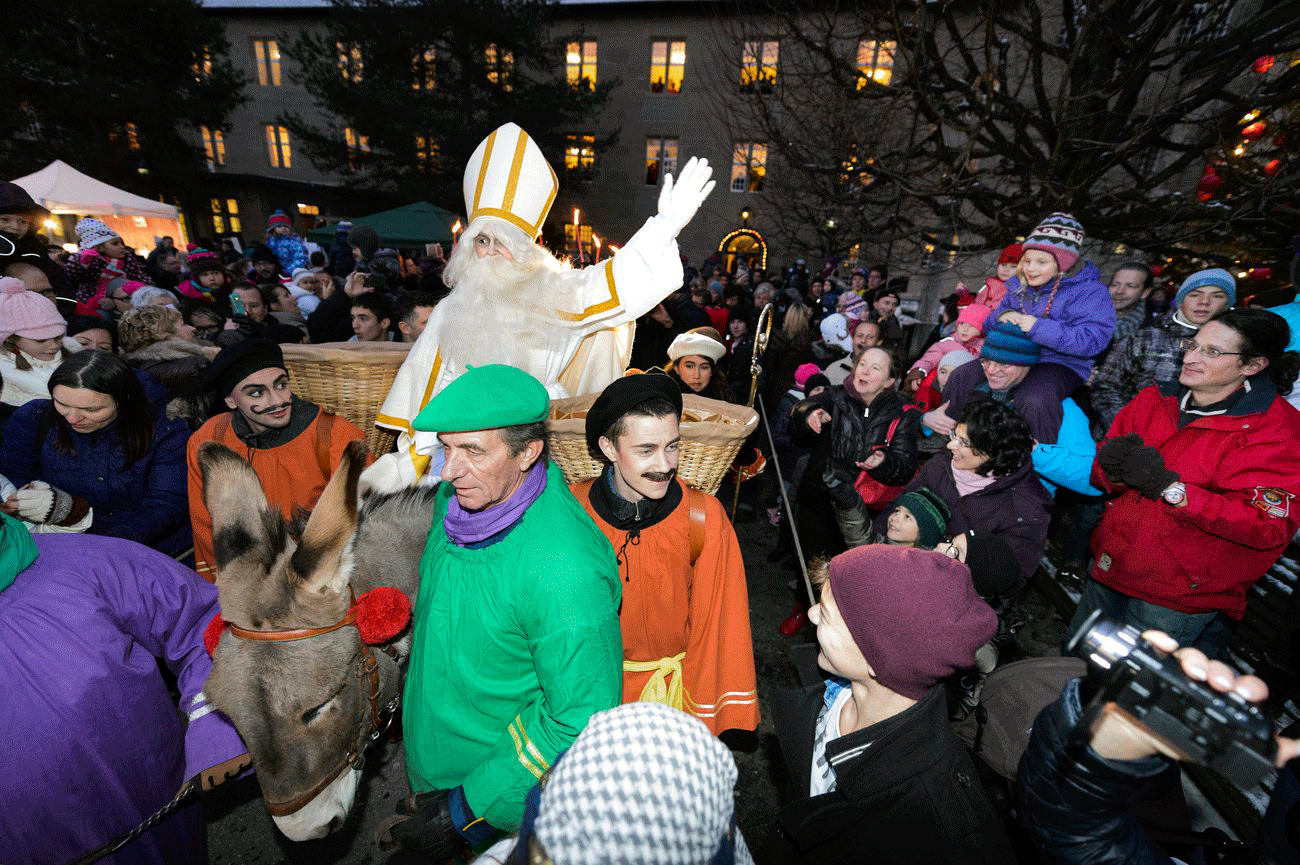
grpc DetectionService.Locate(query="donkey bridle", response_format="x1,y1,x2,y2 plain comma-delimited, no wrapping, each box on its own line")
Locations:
225,595,402,817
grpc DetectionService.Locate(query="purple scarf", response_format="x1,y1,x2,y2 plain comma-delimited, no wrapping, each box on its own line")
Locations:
443,463,548,546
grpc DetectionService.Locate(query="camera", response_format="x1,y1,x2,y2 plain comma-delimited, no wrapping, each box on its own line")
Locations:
1067,610,1277,788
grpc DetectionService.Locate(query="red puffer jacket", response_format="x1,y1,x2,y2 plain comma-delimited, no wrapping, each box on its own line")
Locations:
1090,379,1300,618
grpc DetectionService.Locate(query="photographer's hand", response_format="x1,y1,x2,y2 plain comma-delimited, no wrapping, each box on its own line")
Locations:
1091,630,1299,767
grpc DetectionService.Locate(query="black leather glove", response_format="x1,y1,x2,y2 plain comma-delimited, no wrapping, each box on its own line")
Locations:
386,788,467,858
1120,444,1179,500
1097,433,1143,483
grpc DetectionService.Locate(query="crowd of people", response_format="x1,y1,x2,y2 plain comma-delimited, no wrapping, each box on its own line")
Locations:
2,129,1299,865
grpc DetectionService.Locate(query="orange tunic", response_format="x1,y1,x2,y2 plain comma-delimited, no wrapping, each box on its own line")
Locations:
187,406,367,581
572,478,759,735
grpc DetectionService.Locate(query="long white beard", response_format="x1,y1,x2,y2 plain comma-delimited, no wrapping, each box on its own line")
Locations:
434,245,572,384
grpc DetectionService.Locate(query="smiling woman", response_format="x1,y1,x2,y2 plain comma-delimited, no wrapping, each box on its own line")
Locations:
0,350,194,556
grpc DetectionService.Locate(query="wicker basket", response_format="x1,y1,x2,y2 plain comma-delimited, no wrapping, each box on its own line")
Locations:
548,393,758,495
278,342,410,455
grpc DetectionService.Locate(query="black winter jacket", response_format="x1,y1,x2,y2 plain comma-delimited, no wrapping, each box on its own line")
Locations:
791,386,919,506
761,683,1015,864
1017,678,1178,865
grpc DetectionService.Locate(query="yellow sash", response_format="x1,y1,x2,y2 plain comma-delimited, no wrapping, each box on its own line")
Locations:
623,652,686,710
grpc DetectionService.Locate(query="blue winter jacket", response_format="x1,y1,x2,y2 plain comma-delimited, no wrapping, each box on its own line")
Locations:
1031,398,1101,498
0,371,192,557
266,232,309,275
988,263,1116,380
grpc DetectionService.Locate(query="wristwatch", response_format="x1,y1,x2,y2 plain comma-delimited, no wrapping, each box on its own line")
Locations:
1161,481,1187,506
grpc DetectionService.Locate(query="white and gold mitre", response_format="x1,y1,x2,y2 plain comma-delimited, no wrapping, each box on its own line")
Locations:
462,123,559,239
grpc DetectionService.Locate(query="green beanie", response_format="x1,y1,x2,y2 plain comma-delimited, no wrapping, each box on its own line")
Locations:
890,488,951,549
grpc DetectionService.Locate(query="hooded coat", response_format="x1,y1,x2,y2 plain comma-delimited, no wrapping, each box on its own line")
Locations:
987,263,1116,380
0,530,246,865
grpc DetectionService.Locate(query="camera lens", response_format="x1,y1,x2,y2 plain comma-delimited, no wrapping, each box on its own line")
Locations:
1066,609,1139,671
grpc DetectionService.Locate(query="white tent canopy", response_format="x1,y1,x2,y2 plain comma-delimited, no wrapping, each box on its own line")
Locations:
11,160,178,218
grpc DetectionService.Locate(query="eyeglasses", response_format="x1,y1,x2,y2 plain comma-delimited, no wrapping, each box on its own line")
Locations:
1178,337,1244,359
949,433,973,449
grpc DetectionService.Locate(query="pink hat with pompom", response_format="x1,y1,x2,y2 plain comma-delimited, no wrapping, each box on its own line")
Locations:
794,362,821,389
0,277,66,342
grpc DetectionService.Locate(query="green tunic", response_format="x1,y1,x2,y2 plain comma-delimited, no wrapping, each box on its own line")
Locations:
402,462,623,830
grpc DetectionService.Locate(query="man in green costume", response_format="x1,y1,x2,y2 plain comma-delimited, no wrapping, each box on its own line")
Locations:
388,364,623,858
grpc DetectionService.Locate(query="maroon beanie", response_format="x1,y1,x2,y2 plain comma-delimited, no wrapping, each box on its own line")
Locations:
828,546,997,700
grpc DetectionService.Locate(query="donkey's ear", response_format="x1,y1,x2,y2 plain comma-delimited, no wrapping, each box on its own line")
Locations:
293,439,366,594
199,441,286,576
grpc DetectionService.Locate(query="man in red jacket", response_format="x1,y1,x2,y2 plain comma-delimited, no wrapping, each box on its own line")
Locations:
1069,308,1300,654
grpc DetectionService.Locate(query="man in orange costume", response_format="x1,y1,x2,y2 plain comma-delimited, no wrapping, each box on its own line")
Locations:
186,340,367,580
572,373,759,735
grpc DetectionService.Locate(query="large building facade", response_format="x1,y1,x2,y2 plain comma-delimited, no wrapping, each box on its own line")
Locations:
198,0,812,273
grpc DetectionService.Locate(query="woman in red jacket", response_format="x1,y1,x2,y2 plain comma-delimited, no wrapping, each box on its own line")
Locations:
1071,307,1300,654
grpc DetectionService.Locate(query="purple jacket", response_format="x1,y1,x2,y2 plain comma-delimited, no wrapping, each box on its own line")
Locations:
0,534,245,865
881,452,1051,586
988,262,1116,380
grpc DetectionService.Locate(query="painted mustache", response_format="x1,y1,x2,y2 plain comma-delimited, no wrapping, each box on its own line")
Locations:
252,402,292,415
642,469,676,483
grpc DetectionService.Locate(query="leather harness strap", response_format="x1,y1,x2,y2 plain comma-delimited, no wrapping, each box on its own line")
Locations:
687,486,707,567
226,608,357,643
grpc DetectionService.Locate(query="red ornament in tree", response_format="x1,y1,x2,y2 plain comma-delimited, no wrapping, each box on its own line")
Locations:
1249,268,1272,282
1196,191,1213,203
1150,264,1163,277
1265,159,1282,175
1197,174,1223,194
1253,55,1275,75
1242,121,1267,142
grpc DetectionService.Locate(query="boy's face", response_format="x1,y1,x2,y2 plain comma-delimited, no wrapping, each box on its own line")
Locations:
0,214,31,236
885,505,920,546
809,582,872,681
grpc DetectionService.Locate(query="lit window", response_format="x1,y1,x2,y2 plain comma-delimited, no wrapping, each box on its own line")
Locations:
645,136,679,186
564,221,593,253
338,42,363,82
265,124,292,169
194,49,213,82
731,142,767,192
649,39,686,94
740,40,779,93
211,198,241,235
564,133,596,171
125,122,141,152
200,126,225,169
856,40,895,87
253,39,282,87
486,44,514,92
415,134,440,172
297,203,320,216
566,40,597,90
412,47,436,90
345,127,370,153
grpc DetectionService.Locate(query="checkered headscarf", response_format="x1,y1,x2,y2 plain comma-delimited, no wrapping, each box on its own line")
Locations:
531,703,753,865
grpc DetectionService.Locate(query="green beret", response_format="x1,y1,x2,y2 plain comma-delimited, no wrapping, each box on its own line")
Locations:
412,364,550,432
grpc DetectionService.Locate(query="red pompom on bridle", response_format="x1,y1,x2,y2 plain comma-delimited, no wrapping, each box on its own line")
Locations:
204,587,412,656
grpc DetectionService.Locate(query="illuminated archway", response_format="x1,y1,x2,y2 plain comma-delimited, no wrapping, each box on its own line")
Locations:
717,227,767,276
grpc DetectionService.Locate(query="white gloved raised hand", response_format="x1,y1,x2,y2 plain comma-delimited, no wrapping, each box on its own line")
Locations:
656,156,716,237
12,481,74,525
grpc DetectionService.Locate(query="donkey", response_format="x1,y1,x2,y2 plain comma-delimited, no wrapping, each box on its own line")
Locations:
199,439,436,841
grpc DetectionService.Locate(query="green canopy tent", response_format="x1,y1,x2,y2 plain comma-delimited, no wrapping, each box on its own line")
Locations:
307,201,461,249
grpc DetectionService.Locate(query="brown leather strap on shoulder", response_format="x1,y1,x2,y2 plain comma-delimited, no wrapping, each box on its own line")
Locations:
687,487,707,566
315,411,338,479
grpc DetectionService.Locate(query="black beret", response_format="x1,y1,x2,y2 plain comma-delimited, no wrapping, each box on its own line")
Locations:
585,373,683,456
202,339,286,398
249,243,279,264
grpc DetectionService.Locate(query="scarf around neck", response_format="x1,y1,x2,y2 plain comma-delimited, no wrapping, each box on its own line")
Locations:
952,465,998,497
443,461,548,547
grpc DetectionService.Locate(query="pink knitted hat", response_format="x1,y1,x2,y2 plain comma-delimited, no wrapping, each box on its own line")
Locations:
0,277,65,342
956,303,990,329
794,362,821,389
